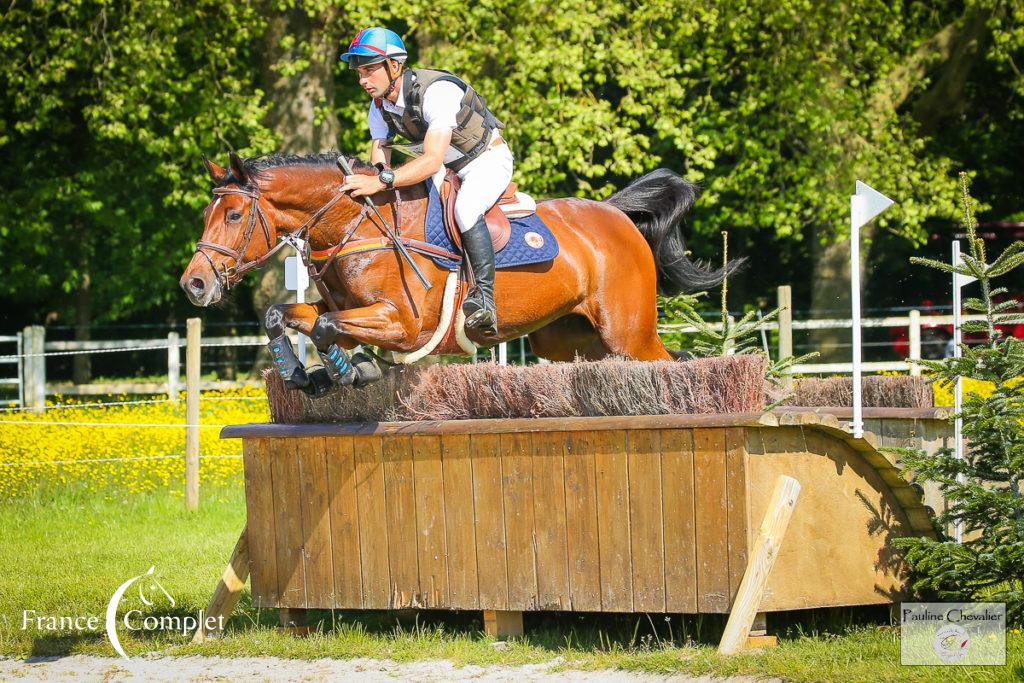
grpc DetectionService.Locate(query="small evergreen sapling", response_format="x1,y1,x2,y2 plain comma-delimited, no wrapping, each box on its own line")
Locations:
660,232,816,385
895,172,1024,624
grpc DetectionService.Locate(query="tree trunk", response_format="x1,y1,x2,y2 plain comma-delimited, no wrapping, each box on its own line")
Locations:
73,261,92,385
252,6,342,371
809,7,991,359
809,228,871,363
260,7,342,153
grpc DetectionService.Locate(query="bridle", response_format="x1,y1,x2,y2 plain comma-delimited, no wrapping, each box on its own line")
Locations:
194,182,354,290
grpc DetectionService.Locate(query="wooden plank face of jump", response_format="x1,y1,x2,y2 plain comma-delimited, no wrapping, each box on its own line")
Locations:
295,436,334,608
441,433,479,609
595,429,632,612
693,428,730,613
412,434,448,608
270,437,306,608
353,434,390,608
531,431,570,610
471,432,509,611
725,428,750,603
382,434,420,608
242,438,279,608
662,429,697,612
563,430,602,611
628,429,666,613
501,431,538,610
325,435,362,608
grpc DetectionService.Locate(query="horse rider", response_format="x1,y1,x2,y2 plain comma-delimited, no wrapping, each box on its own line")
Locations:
338,26,511,335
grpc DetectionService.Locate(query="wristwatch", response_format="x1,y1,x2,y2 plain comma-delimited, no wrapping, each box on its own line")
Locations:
378,167,396,190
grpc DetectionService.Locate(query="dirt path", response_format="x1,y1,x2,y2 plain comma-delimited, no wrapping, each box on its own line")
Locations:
1,655,778,682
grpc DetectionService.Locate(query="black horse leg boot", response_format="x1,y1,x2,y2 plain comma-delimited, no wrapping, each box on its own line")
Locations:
266,335,309,390
460,216,498,335
317,343,357,386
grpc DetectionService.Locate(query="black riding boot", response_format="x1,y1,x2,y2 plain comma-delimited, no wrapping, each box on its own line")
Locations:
460,217,497,335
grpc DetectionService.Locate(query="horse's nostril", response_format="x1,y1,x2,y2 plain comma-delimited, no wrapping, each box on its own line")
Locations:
190,277,206,293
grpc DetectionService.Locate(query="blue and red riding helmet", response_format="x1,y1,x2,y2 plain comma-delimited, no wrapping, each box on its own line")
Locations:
340,27,408,68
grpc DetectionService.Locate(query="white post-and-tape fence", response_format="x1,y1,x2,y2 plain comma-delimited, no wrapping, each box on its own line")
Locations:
0,318,263,509
3,304,980,412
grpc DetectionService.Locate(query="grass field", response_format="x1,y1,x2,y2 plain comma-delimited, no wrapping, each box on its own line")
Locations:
0,485,1020,682
1,383,1021,680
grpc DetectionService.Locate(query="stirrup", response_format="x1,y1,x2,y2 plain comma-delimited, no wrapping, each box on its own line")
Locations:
463,293,497,334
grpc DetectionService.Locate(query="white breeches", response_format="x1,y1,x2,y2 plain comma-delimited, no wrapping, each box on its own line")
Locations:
432,143,514,233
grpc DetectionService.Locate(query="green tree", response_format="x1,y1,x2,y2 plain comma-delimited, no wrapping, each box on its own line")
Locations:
0,0,275,377
896,173,1024,624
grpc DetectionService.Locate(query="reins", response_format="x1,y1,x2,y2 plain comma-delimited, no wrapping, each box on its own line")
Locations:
193,173,387,295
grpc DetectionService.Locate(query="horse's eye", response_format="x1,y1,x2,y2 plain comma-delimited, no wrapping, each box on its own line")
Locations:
228,211,242,222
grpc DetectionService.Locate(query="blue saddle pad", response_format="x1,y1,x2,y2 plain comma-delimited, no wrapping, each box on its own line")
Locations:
421,181,559,271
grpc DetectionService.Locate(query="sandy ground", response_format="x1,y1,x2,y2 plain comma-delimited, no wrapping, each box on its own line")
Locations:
0,655,778,682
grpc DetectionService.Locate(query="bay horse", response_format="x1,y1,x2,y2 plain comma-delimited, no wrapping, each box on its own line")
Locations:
181,152,735,394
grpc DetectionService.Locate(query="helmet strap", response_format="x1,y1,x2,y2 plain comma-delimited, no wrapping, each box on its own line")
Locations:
382,59,402,99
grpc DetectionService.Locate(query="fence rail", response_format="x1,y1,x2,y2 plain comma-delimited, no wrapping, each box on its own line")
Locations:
4,286,995,406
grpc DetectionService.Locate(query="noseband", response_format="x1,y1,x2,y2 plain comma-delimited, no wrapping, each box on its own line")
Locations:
194,184,349,290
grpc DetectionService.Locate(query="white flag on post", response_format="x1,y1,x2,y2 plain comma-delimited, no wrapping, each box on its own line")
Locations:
850,181,895,439
852,181,895,229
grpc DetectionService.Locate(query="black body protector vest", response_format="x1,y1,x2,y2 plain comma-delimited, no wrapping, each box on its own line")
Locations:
377,68,505,172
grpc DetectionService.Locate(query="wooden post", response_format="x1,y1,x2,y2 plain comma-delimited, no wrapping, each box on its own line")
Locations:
278,608,312,635
483,610,523,639
718,475,801,655
777,286,794,390
185,318,201,510
192,525,249,643
23,325,46,413
21,326,34,411
167,331,181,401
16,330,25,408
908,309,921,376
777,286,793,359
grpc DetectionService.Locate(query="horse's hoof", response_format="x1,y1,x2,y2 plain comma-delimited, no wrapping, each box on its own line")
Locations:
304,365,338,399
282,367,310,391
351,352,382,388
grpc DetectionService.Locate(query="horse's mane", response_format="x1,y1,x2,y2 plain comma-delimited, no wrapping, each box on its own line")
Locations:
243,151,375,176
219,151,375,187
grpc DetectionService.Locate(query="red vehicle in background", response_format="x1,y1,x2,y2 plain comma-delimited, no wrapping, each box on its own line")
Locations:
889,222,1024,359
889,294,1024,359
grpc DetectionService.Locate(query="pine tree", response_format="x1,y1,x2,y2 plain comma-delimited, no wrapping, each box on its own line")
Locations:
659,232,816,385
895,172,1024,625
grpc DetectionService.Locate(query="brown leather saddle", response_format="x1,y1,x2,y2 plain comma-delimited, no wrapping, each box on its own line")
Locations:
439,169,519,253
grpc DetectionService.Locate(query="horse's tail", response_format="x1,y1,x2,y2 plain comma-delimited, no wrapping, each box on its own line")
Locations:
604,168,744,295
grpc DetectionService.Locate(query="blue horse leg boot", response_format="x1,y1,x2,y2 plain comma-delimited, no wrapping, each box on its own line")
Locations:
266,334,309,390
318,343,357,386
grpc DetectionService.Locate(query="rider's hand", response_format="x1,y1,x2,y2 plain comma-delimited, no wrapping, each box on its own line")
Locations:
341,174,385,197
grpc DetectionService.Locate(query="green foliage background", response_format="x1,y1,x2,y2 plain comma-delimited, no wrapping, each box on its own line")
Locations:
2,0,1023,329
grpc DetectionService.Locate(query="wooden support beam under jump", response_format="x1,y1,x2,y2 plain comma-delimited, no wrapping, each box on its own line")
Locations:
192,525,249,643
718,475,801,655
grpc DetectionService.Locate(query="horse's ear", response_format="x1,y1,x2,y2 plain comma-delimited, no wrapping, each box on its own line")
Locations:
228,152,249,185
203,156,229,185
